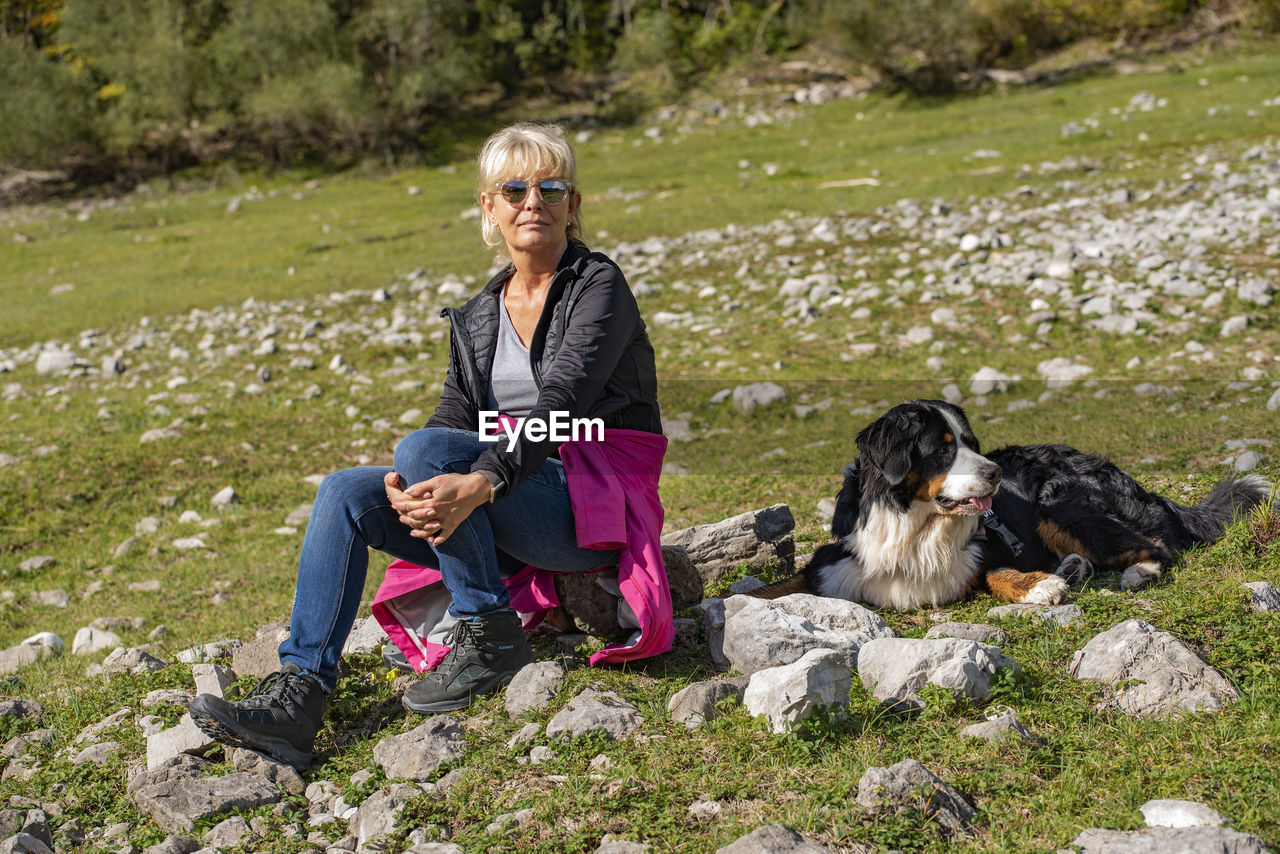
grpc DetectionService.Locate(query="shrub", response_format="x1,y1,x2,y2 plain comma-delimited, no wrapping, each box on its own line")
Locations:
0,41,99,168
823,0,990,94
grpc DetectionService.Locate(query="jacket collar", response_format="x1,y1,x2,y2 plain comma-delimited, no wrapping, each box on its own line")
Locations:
481,239,590,296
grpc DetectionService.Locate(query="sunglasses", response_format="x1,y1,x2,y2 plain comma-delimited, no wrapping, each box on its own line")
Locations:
494,178,572,206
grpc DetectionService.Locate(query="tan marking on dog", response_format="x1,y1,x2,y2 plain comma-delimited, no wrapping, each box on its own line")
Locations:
963,571,987,597
943,433,954,443
746,574,810,600
986,569,1065,603
1037,520,1096,562
914,473,947,502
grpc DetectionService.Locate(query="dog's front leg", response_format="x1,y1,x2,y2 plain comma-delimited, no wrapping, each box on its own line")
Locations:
985,569,1069,605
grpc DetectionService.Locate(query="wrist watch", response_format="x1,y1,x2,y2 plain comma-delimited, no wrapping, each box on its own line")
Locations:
477,469,505,503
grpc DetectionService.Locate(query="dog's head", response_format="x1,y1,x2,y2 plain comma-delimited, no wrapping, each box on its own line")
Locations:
855,399,1001,515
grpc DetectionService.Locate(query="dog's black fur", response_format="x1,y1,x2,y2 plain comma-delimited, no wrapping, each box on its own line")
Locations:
756,400,1271,609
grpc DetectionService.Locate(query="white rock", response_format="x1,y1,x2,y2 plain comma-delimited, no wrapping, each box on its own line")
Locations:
145,713,218,770
21,632,64,655
373,717,465,782
192,663,238,699
30,589,69,608
1071,826,1269,852
1046,259,1074,279
1069,620,1238,717
721,593,894,675
173,639,240,664
341,615,389,656
857,637,1019,710
1234,451,1262,472
856,759,975,835
743,648,852,733
545,688,643,741
506,660,566,717
1080,296,1113,316
1242,581,1280,612
1037,357,1092,387
211,486,239,507
35,350,75,376
731,382,787,413
959,709,1040,745
72,627,122,656
969,366,1012,395
1140,798,1225,828
904,326,933,344
140,427,182,443
1220,315,1250,337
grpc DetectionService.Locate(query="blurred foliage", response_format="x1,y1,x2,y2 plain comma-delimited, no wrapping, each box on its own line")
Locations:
0,0,1269,178
817,0,1223,94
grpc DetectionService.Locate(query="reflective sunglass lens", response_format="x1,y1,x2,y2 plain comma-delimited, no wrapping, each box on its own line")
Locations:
496,180,570,205
499,181,529,203
538,180,568,204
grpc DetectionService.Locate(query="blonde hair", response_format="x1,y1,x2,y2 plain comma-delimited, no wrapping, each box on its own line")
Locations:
476,122,584,250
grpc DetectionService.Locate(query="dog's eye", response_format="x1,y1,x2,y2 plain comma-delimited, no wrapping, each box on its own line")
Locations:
934,446,951,456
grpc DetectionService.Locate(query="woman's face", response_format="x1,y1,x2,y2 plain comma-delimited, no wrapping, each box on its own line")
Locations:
481,171,581,261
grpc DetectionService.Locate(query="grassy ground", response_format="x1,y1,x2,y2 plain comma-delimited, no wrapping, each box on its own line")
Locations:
1,46,1279,853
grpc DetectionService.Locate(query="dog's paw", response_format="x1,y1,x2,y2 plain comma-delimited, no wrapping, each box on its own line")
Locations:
1023,574,1069,605
1120,563,1161,592
1053,553,1094,585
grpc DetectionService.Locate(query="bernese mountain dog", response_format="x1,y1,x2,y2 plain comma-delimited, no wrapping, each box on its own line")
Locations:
753,399,1271,610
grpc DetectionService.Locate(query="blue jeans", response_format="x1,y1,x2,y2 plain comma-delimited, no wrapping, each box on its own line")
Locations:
277,427,619,692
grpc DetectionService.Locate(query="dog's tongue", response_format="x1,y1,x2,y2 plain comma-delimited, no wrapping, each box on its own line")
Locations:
970,495,993,512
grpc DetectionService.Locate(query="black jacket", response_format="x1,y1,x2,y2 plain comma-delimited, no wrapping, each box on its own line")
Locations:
425,240,662,494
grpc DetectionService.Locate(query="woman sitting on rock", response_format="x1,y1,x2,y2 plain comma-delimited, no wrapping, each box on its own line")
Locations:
191,122,674,768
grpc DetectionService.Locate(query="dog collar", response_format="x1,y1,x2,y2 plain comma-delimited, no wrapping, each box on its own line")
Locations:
980,509,1024,556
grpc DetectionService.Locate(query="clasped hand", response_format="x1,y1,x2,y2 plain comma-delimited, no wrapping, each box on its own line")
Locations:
383,470,490,546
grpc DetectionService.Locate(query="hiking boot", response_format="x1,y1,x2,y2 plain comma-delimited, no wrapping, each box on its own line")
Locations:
189,662,326,768
402,610,533,714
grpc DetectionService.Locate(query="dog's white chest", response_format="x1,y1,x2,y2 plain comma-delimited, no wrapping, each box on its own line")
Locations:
820,505,980,609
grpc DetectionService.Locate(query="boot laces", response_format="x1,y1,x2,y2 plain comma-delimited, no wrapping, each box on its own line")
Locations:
240,670,311,711
437,619,481,673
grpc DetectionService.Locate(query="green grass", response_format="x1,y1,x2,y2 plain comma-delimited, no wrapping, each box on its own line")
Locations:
1,45,1279,853
3,50,1279,349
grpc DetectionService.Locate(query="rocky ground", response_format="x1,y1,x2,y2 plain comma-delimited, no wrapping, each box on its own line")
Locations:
3,503,1278,852
2,111,1279,852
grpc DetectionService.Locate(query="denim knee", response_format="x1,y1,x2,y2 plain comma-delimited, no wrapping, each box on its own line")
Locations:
393,428,479,484
315,467,379,512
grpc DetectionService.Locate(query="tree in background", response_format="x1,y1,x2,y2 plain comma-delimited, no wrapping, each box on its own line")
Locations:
0,0,1266,181
0,0,62,47
0,0,101,172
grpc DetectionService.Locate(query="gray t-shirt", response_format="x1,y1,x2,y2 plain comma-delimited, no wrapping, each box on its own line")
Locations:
485,297,539,418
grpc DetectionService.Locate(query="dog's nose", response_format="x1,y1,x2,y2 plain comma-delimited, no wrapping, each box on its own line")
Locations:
982,463,1002,484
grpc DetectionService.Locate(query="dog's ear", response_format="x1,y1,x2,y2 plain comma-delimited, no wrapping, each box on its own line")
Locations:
856,409,922,486
831,460,861,539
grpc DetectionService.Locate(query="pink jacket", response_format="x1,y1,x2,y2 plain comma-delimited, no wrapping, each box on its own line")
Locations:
371,428,672,671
